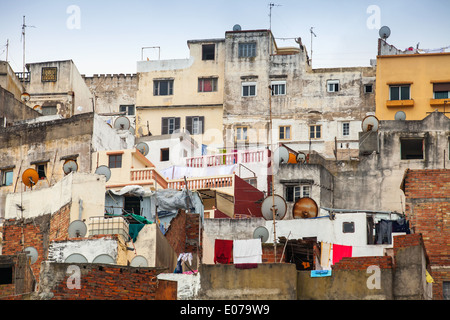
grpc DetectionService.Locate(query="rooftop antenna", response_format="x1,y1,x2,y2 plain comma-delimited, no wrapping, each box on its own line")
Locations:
310,27,317,66
21,16,36,77
268,3,281,30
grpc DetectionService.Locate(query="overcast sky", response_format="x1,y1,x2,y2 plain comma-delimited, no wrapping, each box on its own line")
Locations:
1,0,449,75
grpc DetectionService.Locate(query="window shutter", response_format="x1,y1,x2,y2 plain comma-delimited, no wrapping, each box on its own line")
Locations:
186,116,192,134
161,118,168,135
175,117,181,131
433,83,450,92
200,116,205,134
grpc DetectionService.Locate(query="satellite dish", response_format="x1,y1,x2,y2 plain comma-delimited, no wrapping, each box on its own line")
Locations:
129,126,135,135
292,197,318,219
63,160,78,175
361,115,379,132
68,220,87,238
92,254,115,264
296,152,307,164
274,146,290,164
253,226,269,243
261,195,287,220
130,255,148,267
24,246,38,264
395,111,406,121
114,116,130,130
136,142,149,156
21,92,30,102
379,26,391,40
64,253,88,263
233,24,242,31
22,168,39,187
95,165,111,182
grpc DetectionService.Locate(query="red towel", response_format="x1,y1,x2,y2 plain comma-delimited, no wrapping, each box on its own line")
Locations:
332,244,352,264
214,239,233,264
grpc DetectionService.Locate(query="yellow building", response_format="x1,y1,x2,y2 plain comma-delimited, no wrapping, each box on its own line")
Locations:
376,51,450,120
135,39,225,151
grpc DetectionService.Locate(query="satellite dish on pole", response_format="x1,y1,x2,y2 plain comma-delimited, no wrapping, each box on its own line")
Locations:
22,168,39,188
261,195,287,220
114,116,130,130
292,197,318,219
136,142,149,156
296,152,307,164
63,160,78,175
68,220,87,238
233,24,242,31
362,115,379,132
95,165,111,182
20,92,30,103
253,226,269,243
24,246,38,264
379,26,391,40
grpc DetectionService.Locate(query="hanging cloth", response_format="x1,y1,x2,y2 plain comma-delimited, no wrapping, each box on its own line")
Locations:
214,239,233,264
233,239,262,264
320,242,332,269
332,244,352,265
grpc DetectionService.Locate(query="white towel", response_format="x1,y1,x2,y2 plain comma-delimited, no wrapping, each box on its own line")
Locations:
233,239,262,264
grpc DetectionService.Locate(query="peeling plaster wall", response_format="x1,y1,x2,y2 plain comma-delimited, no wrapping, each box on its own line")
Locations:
157,273,200,300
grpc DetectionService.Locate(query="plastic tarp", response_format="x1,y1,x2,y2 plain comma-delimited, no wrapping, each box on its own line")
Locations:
108,185,153,197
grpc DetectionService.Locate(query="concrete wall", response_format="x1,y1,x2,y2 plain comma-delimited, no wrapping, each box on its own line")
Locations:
0,61,24,100
197,263,297,300
0,85,40,126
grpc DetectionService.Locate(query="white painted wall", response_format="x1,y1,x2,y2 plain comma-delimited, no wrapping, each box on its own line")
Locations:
48,237,119,263
157,273,200,300
92,113,135,151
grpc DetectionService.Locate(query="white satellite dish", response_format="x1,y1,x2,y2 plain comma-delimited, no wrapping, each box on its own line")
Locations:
395,111,406,121
253,226,269,243
296,152,307,164
24,246,38,264
261,195,287,220
129,126,135,135
361,115,379,132
379,26,391,40
274,146,290,164
95,165,111,182
63,160,78,175
130,255,148,267
92,254,115,264
114,116,130,130
136,142,149,156
68,220,87,238
64,253,88,263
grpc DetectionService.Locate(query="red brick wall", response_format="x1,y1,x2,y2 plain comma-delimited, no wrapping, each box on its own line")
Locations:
262,244,284,263
165,210,201,257
49,203,71,241
332,256,393,270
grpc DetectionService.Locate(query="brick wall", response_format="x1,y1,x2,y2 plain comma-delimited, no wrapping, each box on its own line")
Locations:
332,256,393,270
165,210,201,257
262,244,284,263
49,203,71,241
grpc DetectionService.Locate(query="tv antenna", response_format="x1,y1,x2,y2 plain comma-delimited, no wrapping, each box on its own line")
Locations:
310,27,317,65
21,16,36,76
268,3,282,30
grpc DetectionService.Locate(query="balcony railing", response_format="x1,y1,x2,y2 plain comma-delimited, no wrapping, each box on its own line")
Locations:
130,168,168,188
167,174,234,190
186,149,267,168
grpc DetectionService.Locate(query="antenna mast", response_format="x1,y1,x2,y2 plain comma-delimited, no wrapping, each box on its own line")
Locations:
310,27,317,65
21,16,35,77
268,3,281,30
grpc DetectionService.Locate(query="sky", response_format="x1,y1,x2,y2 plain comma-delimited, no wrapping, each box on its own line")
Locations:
1,0,450,75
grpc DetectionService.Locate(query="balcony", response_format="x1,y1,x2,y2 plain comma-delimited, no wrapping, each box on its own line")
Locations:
186,149,267,168
167,174,235,191
130,168,168,189
386,99,414,108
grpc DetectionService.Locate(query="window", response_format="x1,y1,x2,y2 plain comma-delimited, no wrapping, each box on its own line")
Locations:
238,43,256,58
390,85,410,100
365,84,373,93
202,44,215,60
271,81,286,96
108,154,122,168
161,117,180,135
342,122,350,137
198,77,218,92
153,79,173,96
1,169,13,187
343,222,355,233
285,185,311,203
41,67,57,82
235,126,248,142
35,163,47,180
433,82,450,99
0,266,13,285
119,105,135,116
242,82,257,97
310,125,321,139
186,116,204,135
41,106,57,116
160,148,170,162
124,196,141,217
444,282,450,300
279,126,291,140
400,138,424,160
327,80,339,92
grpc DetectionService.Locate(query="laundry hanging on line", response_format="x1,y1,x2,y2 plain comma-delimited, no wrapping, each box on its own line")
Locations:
214,239,233,264
233,239,262,264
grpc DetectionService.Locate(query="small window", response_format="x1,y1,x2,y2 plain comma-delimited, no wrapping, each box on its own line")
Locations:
310,125,321,139
279,126,291,140
242,82,257,97
235,126,248,142
119,105,135,116
154,80,173,96
390,85,410,100
198,78,218,92
0,266,13,285
202,44,215,60
327,80,339,92
186,116,204,135
285,185,311,203
433,83,450,99
271,81,286,96
161,148,170,162
41,106,57,116
1,169,13,187
35,163,47,180
161,117,180,135
238,43,256,58
41,67,57,82
343,222,355,233
108,154,122,168
400,138,424,160
342,122,350,137
365,84,373,93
